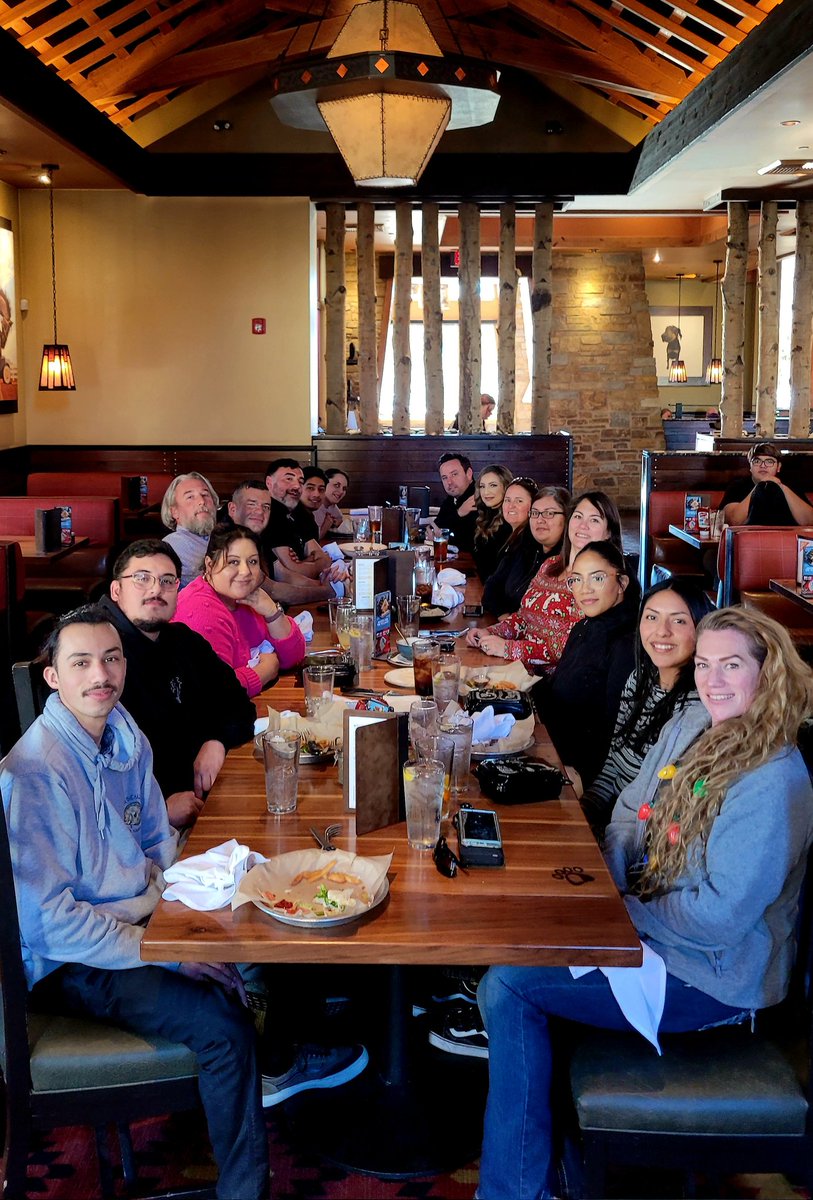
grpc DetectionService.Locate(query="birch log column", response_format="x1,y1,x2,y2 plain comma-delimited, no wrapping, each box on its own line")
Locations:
422,202,444,435
458,202,481,434
531,203,553,434
392,202,412,434
324,204,346,434
356,202,379,434
789,200,813,439
497,203,516,434
756,201,778,436
720,202,748,437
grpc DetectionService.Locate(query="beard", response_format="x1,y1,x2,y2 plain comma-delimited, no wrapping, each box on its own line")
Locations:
187,512,216,537
132,616,169,633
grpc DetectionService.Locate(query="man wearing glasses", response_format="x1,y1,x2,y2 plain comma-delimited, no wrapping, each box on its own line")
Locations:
98,539,255,828
721,441,813,527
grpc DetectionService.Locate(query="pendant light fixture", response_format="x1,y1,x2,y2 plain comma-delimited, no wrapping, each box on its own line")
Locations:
706,258,723,384
668,273,688,384
38,164,75,391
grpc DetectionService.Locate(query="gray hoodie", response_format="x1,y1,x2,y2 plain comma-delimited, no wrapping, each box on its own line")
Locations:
0,693,178,988
604,704,813,1009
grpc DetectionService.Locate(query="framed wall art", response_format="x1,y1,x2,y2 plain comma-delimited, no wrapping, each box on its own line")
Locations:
650,305,713,386
0,217,19,413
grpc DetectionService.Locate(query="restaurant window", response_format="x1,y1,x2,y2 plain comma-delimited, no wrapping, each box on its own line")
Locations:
776,254,794,411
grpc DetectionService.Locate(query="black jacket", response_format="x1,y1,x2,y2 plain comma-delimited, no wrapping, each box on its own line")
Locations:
473,517,512,583
98,596,256,797
534,597,637,790
482,529,555,616
436,482,477,552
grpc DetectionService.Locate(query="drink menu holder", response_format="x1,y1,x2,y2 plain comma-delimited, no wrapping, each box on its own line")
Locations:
382,506,405,546
343,709,408,835
34,507,62,553
352,554,388,611
797,534,813,596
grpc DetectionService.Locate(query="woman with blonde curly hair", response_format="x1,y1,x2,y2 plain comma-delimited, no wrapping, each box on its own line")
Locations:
476,607,813,1200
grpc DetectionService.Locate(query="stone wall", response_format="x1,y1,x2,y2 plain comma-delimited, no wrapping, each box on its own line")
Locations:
550,251,663,509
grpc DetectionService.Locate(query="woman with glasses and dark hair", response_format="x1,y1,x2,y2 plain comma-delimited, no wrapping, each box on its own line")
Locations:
478,607,813,1200
721,441,813,526
173,524,305,695
482,484,569,618
469,489,622,672
472,465,513,582
580,576,715,836
534,541,639,792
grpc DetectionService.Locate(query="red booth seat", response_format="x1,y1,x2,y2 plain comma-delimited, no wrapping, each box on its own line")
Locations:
0,497,120,598
26,471,174,507
717,524,813,651
648,491,725,580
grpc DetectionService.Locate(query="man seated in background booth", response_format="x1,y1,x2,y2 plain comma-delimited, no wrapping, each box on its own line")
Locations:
433,452,477,552
161,471,218,587
264,459,347,597
721,441,813,527
0,607,269,1200
98,539,255,829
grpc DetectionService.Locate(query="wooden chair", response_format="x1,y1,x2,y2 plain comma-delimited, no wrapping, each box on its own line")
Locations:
0,794,212,1200
568,850,813,1198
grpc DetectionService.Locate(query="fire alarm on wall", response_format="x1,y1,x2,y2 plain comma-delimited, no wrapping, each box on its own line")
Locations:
252,318,266,335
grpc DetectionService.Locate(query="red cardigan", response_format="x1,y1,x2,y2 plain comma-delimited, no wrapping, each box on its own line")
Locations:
172,575,306,696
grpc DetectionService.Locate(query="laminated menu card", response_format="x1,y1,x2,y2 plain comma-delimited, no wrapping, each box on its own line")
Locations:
342,709,408,835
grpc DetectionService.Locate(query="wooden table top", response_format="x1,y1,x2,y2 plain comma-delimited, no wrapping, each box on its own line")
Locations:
141,582,641,970
769,578,813,611
667,523,720,552
2,534,90,560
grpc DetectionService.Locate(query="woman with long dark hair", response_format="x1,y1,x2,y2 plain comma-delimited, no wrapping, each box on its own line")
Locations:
472,464,513,582
481,483,567,618
581,576,715,834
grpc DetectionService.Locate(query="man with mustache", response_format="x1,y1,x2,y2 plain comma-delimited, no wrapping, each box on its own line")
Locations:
0,606,270,1200
97,539,255,828
161,471,218,587
264,458,347,597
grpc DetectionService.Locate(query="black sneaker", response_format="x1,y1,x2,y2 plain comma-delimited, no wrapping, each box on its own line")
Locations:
431,967,482,1006
261,1043,368,1108
428,1004,489,1059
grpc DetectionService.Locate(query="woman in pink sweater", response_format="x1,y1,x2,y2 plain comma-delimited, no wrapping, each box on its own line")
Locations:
173,524,306,696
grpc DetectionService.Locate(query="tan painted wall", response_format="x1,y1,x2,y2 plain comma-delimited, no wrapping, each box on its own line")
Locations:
0,180,26,449
18,192,315,445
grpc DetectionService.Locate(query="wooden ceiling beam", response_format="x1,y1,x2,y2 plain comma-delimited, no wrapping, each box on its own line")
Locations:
81,0,268,100
605,90,663,121
587,0,716,72
662,0,760,42
39,0,208,65
55,0,207,86
19,0,121,48
107,89,174,124
715,0,777,20
0,0,53,27
602,0,723,61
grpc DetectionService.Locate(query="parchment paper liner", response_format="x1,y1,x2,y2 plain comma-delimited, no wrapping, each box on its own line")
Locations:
233,848,393,921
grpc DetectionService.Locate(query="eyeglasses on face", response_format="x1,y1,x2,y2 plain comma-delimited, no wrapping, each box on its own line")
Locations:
565,570,620,591
530,508,565,520
433,835,466,878
118,571,180,591
752,457,777,467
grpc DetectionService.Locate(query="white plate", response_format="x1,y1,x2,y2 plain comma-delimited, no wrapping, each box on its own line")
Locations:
253,878,390,928
384,667,416,688
471,736,536,761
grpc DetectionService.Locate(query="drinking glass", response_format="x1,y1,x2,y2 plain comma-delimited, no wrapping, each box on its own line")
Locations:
414,734,455,819
303,665,335,719
432,653,461,713
434,529,449,566
262,729,301,814
336,603,356,651
368,505,383,544
352,514,370,542
439,715,474,795
349,613,374,671
404,507,422,545
328,596,353,645
414,559,435,604
396,594,421,640
412,638,440,697
402,759,444,850
409,698,438,745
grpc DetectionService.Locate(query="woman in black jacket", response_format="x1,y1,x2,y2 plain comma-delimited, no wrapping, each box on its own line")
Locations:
534,540,639,793
482,485,570,618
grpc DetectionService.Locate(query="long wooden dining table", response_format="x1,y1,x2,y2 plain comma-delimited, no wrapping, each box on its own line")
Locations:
140,571,641,1176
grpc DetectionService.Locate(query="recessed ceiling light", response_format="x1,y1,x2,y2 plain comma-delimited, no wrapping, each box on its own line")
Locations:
781,119,802,127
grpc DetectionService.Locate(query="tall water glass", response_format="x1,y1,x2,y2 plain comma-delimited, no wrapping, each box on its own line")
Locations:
439,715,474,795
396,594,421,640
414,733,455,819
404,507,422,545
368,505,383,544
434,529,449,566
412,638,440,697
328,596,353,645
349,613,374,671
352,515,370,542
336,603,356,651
403,759,444,850
303,665,335,719
262,730,301,814
432,652,461,713
409,698,439,745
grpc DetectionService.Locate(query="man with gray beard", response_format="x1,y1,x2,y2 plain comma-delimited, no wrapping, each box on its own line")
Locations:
161,472,218,587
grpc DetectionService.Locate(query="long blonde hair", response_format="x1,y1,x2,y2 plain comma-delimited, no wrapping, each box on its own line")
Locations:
639,607,813,894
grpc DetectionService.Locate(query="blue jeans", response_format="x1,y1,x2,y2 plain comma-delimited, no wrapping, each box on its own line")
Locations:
33,963,269,1200
477,965,750,1200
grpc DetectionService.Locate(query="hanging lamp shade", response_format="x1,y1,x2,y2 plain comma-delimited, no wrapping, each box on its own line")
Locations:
706,357,723,384
668,272,687,384
318,89,451,187
38,165,75,392
706,258,723,384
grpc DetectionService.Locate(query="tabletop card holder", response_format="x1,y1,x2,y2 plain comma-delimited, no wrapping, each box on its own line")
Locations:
343,709,408,835
797,534,813,596
34,506,61,553
352,555,388,611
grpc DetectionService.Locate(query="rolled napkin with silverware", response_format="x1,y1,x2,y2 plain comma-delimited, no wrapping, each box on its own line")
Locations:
163,838,267,910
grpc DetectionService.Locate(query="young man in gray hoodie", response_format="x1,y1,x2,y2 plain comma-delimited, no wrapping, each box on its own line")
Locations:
0,607,269,1200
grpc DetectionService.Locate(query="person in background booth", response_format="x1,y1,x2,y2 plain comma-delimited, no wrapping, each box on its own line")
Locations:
315,468,351,539
481,478,554,618
161,472,218,588
472,464,513,582
477,606,813,1200
433,453,477,552
721,441,813,527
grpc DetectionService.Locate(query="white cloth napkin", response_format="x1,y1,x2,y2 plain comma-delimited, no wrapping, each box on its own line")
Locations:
432,582,465,607
471,705,515,743
570,942,667,1053
322,542,345,562
247,638,275,667
163,839,268,911
294,611,314,640
436,568,466,587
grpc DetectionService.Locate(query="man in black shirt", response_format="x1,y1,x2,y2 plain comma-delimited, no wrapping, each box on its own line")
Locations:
433,452,477,552
721,441,813,526
99,539,256,828
264,459,347,596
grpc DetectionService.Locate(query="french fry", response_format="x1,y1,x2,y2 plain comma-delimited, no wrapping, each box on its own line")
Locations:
290,859,337,887
327,871,362,884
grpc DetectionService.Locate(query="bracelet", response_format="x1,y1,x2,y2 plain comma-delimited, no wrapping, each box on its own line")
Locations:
267,606,286,622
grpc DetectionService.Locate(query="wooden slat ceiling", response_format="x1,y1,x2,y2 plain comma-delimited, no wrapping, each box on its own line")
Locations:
0,0,780,138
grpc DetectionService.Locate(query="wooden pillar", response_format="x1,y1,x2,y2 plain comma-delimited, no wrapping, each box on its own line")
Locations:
497,202,516,435
392,202,412,435
790,200,813,439
755,201,778,436
324,203,346,434
531,202,553,434
422,202,444,435
356,201,378,434
720,202,748,437
458,202,481,434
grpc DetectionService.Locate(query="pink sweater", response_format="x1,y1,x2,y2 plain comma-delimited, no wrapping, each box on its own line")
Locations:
172,575,306,697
